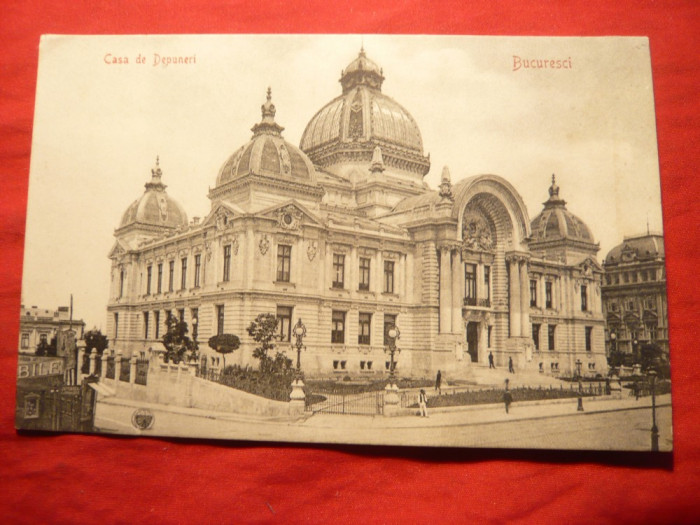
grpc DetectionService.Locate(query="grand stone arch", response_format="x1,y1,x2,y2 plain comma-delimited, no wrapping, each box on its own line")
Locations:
451,174,531,250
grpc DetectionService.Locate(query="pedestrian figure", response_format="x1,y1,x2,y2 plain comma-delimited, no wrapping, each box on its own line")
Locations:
488,351,495,369
503,380,513,414
418,389,429,417
508,356,515,374
633,381,640,400
435,369,442,395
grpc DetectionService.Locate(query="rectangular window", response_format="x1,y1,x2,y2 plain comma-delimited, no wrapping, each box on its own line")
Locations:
487,325,492,348
277,245,292,282
277,306,292,342
119,270,125,298
21,333,29,349
178,308,185,323
384,260,395,294
168,260,174,292
332,254,345,288
157,263,163,293
194,254,201,288
154,311,160,339
143,312,149,339
532,323,540,350
484,265,491,302
114,313,119,340
548,324,556,350
581,285,588,311
358,313,371,345
191,308,198,339
331,310,346,344
585,326,593,352
216,305,225,335
545,281,553,309
181,257,188,290
146,266,152,295
359,257,371,290
223,245,231,282
530,279,537,307
384,314,397,346
464,263,476,301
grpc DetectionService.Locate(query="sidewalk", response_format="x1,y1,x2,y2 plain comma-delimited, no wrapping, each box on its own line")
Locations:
299,394,672,430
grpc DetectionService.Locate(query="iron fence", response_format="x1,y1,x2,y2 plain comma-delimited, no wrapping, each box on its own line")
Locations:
135,359,149,385
305,391,384,416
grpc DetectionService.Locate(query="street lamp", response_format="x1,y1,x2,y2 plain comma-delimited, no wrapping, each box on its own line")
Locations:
384,324,401,386
610,330,618,374
648,369,659,451
576,359,584,412
292,318,306,380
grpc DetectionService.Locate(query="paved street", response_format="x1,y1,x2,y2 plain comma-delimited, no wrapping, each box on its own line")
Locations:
96,394,671,452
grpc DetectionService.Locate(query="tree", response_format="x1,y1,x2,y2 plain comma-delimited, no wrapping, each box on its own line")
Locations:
81,329,109,374
247,313,283,374
35,336,57,357
208,333,240,369
162,313,197,363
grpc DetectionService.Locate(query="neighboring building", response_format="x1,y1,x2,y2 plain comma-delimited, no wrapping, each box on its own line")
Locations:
18,305,85,355
106,49,607,378
602,232,668,359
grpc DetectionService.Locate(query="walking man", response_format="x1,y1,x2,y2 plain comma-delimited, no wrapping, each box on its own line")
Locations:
503,379,513,414
419,389,429,417
508,356,515,374
435,369,442,395
488,351,495,369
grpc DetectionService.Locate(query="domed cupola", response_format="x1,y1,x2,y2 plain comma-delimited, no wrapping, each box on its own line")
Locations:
530,175,595,245
300,48,430,179
214,88,318,189
117,157,188,236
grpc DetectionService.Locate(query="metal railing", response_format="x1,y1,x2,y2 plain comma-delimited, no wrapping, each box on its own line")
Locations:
463,297,490,307
305,391,384,416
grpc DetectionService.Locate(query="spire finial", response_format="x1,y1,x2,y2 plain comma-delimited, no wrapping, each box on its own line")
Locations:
251,86,285,136
146,155,166,191
439,166,454,200
548,173,560,199
370,146,385,173
266,86,272,102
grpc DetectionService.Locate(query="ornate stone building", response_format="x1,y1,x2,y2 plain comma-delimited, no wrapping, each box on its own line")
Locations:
106,49,607,378
19,305,85,355
602,232,668,359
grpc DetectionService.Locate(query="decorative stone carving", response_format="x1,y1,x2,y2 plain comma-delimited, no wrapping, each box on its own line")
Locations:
231,235,239,255
278,144,292,175
462,211,494,252
204,241,212,261
215,210,233,232
307,240,318,261
278,205,302,230
259,234,270,255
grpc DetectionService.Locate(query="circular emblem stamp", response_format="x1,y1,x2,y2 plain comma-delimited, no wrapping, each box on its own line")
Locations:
131,408,155,430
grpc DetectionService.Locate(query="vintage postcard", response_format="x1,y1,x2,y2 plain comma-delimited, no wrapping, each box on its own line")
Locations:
17,34,671,451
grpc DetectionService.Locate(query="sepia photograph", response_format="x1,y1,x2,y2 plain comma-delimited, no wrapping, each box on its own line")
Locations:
16,34,671,451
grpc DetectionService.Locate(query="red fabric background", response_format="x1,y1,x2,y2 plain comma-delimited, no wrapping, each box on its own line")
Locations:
1,1,698,523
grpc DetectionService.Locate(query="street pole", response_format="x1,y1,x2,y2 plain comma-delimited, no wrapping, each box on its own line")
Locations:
649,370,659,451
576,359,584,412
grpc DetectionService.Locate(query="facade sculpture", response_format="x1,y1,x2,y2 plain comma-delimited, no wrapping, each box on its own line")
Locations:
106,49,607,378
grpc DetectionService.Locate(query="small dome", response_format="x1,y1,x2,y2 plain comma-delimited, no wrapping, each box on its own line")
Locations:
604,233,664,265
216,88,316,187
118,157,188,231
530,175,594,244
300,48,429,176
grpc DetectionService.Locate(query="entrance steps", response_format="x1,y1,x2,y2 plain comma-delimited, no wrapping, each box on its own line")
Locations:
459,365,569,388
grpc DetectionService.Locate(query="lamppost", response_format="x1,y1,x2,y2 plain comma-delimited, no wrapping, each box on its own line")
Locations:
576,359,584,412
383,324,401,416
648,369,659,451
292,318,307,381
610,330,617,373
384,324,401,386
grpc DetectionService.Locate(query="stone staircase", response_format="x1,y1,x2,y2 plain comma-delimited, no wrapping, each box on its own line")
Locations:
459,365,569,388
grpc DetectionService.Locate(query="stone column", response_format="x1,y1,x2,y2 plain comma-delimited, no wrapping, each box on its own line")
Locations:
375,249,383,294
130,354,138,385
520,259,530,337
451,249,463,334
508,258,521,337
101,351,109,379
439,246,452,333
405,253,414,302
77,345,85,382
88,349,97,376
476,264,484,302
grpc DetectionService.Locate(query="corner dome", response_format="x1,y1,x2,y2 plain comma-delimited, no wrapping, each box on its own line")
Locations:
118,157,188,231
300,48,430,176
216,88,316,188
530,175,594,244
604,233,664,265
